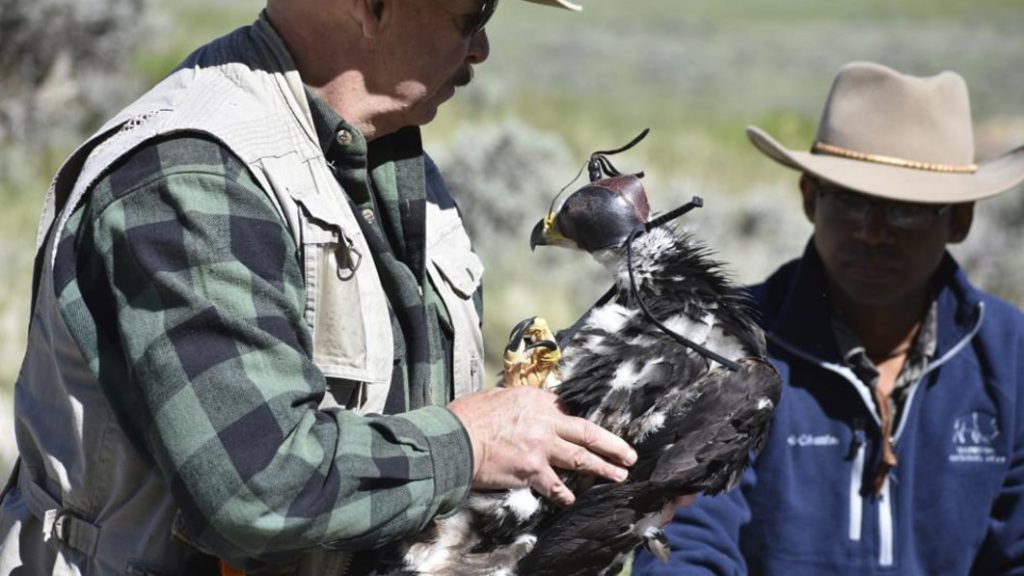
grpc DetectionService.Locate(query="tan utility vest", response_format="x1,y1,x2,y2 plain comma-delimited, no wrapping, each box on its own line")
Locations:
0,15,484,576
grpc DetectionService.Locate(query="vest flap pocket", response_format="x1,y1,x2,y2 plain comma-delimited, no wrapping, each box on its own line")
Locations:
427,232,485,398
425,187,483,300
429,230,484,300
298,206,394,387
294,194,351,244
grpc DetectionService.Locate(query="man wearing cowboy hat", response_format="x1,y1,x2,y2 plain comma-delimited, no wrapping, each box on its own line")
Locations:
635,62,1024,575
0,0,641,574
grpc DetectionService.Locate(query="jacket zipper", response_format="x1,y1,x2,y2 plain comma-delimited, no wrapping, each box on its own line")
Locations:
879,479,894,566
873,306,985,567
848,422,866,542
769,303,984,570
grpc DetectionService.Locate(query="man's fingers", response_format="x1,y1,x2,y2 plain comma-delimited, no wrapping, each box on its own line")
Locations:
556,416,637,467
549,438,629,482
533,466,575,507
450,387,637,497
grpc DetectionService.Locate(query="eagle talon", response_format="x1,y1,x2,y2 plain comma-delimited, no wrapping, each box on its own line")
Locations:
503,317,562,389
525,340,559,352
507,316,539,349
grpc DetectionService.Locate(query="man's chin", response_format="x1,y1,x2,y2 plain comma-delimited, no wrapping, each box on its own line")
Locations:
453,66,474,88
835,274,912,308
403,80,466,127
416,107,440,126
406,100,443,127
419,86,458,122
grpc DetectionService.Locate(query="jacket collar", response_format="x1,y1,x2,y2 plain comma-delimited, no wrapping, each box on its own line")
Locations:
757,239,983,363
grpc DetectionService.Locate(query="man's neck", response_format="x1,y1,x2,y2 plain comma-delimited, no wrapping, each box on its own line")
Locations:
830,282,930,364
311,80,393,142
267,3,403,142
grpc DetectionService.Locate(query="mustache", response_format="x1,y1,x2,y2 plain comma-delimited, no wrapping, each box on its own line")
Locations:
452,65,474,87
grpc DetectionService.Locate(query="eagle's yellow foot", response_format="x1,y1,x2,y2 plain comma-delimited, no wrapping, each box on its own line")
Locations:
502,316,562,389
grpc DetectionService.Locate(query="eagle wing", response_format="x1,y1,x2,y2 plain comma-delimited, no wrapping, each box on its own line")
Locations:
517,357,780,575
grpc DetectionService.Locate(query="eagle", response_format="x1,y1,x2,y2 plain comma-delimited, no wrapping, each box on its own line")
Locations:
380,139,782,576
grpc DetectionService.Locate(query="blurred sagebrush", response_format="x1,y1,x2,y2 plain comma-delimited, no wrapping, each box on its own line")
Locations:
951,188,1024,304
0,0,154,480
0,0,151,147
434,121,612,373
434,120,576,257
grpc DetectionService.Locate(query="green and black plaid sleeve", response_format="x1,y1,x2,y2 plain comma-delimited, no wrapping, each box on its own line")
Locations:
53,134,472,566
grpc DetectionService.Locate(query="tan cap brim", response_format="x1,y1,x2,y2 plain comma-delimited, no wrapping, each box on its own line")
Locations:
747,126,1024,204
521,0,582,11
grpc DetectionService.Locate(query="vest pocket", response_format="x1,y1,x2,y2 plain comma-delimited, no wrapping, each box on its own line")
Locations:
299,208,393,387
429,231,483,300
427,225,485,397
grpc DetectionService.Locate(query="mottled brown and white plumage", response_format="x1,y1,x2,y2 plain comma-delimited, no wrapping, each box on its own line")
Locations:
376,173,781,576
517,175,781,575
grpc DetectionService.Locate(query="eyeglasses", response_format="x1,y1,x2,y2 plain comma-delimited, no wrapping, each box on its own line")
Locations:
814,180,951,231
459,0,500,37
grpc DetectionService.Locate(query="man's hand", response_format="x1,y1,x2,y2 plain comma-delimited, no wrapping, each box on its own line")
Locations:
448,386,637,507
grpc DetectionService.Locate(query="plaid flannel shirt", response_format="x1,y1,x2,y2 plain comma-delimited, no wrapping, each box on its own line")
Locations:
52,95,474,568
831,301,938,425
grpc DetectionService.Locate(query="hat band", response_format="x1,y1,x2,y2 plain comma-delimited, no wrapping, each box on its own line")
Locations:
812,141,978,174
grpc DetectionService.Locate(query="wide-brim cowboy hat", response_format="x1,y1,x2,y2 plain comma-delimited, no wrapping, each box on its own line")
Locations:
748,61,1024,204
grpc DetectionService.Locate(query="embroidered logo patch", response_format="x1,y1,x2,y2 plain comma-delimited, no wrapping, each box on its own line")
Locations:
786,433,840,448
949,411,1006,464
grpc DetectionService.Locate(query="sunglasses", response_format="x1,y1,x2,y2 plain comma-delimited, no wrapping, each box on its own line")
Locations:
461,0,499,36
814,180,951,231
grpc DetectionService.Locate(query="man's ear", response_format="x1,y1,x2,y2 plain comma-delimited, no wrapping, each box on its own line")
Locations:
948,202,975,244
354,0,386,37
799,174,817,224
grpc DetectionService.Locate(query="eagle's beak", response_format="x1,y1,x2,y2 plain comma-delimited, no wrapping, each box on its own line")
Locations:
530,212,569,251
